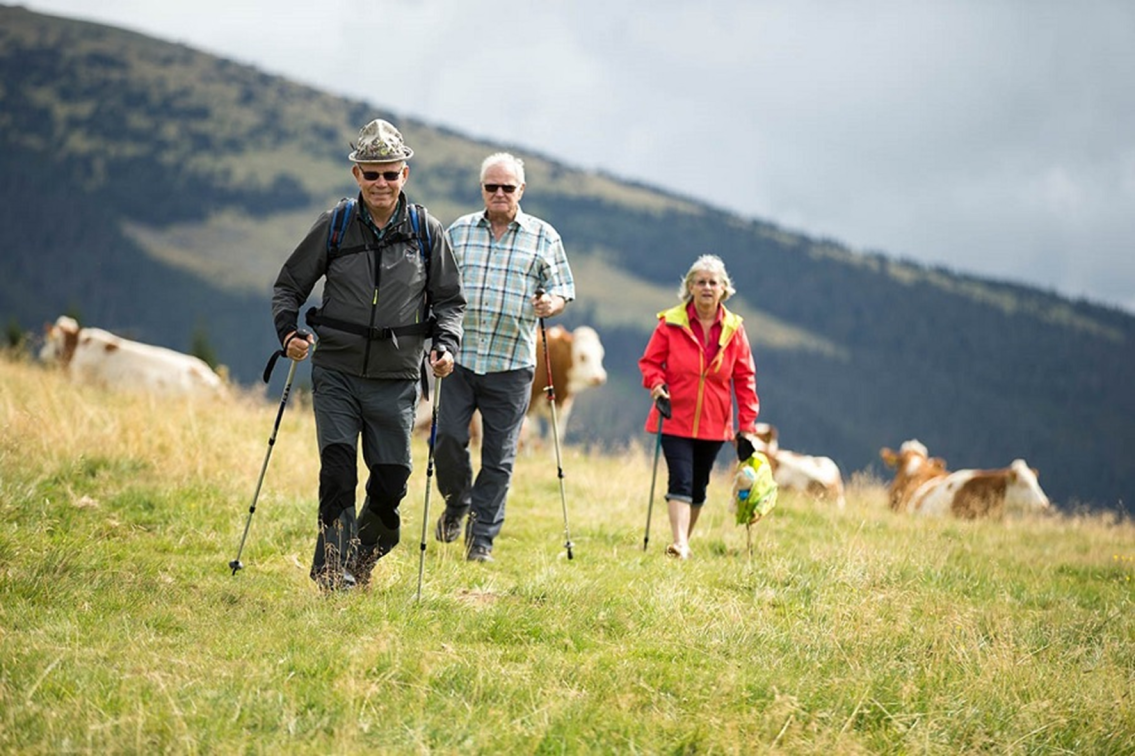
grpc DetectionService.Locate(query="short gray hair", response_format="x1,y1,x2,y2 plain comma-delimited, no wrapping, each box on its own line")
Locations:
480,152,526,184
678,254,736,303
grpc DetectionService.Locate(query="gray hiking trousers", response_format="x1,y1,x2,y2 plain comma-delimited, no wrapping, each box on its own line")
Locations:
309,364,417,577
434,364,533,552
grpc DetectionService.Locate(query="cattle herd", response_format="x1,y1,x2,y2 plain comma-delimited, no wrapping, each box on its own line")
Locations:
37,315,1055,518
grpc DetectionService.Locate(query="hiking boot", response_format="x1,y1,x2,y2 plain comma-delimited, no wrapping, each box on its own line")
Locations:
466,544,494,563
351,548,382,588
435,513,463,543
314,567,357,593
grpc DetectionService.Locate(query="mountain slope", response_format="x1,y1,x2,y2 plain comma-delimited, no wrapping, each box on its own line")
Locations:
2,5,1132,509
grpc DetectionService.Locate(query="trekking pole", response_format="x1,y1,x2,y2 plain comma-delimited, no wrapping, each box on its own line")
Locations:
643,389,672,551
416,345,445,602
535,288,574,560
229,330,309,576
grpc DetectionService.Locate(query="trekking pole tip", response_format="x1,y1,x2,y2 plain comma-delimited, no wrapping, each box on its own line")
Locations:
229,559,243,575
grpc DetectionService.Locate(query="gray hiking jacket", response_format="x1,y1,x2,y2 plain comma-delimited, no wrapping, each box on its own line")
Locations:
272,194,465,380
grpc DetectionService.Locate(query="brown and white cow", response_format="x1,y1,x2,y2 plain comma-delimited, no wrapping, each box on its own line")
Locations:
747,423,847,508
40,316,227,398
880,439,1051,518
414,324,607,447
525,324,607,446
879,440,949,511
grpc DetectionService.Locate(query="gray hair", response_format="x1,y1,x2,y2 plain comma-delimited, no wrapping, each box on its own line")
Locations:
480,152,526,184
678,254,736,303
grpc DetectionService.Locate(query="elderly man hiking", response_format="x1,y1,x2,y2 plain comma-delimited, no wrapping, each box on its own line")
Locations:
272,118,465,591
433,152,575,564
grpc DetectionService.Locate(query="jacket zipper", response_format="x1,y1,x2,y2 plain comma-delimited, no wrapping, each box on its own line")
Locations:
689,326,707,436
357,235,381,376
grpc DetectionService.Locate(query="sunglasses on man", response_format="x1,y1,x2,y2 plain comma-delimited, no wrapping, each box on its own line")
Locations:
359,169,404,182
483,184,518,194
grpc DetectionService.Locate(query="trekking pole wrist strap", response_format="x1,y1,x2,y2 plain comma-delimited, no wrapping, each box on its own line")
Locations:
262,328,310,384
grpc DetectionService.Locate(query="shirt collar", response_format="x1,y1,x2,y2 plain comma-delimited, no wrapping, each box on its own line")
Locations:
358,193,406,237
686,299,723,325
477,205,534,233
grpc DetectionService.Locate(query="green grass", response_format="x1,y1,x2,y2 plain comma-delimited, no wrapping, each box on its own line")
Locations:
1,356,1133,754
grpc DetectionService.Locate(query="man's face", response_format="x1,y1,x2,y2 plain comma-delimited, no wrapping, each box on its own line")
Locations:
481,162,525,222
353,161,407,217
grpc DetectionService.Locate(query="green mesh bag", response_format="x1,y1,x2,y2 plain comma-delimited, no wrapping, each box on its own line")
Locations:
732,450,778,525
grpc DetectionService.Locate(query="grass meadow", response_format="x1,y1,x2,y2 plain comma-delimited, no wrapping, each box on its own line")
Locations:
1,354,1133,754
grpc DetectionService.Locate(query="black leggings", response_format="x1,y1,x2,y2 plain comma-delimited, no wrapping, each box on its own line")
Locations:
661,434,724,506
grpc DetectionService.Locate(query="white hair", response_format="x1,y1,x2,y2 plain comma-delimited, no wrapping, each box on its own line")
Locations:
678,254,736,303
480,152,526,184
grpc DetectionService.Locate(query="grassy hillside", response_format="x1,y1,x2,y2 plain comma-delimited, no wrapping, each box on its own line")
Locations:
2,355,1133,753
2,5,1133,511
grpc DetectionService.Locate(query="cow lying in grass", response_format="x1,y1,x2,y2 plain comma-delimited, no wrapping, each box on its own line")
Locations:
880,439,1051,518
749,423,846,508
40,315,227,398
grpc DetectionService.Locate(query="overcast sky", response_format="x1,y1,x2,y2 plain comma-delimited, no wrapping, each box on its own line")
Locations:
24,0,1135,313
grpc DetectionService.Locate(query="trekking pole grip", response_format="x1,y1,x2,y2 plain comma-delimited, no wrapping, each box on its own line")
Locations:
262,328,311,384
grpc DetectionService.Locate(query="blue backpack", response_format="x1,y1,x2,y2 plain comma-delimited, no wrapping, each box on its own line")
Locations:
325,197,431,263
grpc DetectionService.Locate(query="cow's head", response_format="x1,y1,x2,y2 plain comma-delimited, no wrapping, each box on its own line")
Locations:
752,423,779,457
881,439,948,510
1006,459,1052,513
40,316,80,367
566,326,607,393
882,439,938,475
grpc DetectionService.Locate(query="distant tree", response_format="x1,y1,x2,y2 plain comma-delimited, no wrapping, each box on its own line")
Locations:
191,322,219,369
5,317,27,352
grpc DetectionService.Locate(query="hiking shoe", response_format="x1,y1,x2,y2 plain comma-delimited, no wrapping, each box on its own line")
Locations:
351,549,381,588
314,567,357,593
466,544,494,563
435,513,463,543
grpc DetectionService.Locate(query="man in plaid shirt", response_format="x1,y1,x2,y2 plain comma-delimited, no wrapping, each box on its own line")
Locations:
434,152,575,563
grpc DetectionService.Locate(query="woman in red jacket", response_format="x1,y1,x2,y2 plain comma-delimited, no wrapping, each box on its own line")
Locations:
639,255,760,559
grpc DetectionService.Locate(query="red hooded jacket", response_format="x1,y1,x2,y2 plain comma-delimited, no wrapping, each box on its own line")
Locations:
639,302,760,440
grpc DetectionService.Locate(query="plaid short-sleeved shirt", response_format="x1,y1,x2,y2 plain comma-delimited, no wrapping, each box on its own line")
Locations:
446,208,575,374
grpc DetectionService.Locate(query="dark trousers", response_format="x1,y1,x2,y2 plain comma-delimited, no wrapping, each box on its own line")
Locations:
661,434,725,506
309,365,416,577
435,364,533,551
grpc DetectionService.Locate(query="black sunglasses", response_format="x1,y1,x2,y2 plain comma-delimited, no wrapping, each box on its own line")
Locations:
360,169,404,182
483,184,518,194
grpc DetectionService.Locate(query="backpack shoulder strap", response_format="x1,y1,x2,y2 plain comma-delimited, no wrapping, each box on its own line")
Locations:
408,203,438,401
327,197,356,254
409,202,434,298
408,203,432,266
